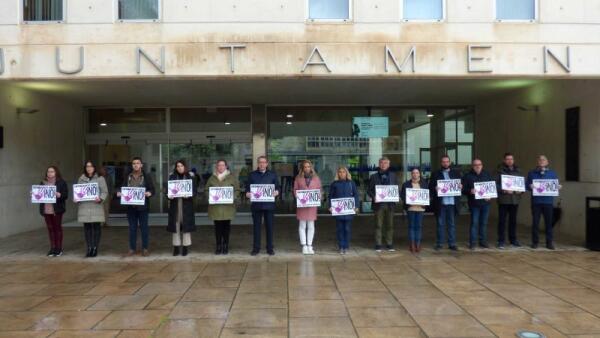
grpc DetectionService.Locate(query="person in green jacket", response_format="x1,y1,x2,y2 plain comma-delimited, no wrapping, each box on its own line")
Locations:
205,159,240,255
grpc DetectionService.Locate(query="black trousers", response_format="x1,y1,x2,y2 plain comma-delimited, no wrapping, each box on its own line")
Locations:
252,210,274,252
84,222,101,248
497,204,519,245
214,220,231,246
532,204,554,245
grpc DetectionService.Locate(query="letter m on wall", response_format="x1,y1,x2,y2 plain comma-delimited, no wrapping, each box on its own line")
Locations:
385,45,416,73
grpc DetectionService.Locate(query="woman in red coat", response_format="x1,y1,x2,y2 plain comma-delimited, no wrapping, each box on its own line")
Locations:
293,160,322,255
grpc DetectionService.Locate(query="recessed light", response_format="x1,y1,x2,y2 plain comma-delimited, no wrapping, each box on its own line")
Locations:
286,121,293,125
286,114,294,118
100,123,108,126
224,122,231,125
427,114,434,118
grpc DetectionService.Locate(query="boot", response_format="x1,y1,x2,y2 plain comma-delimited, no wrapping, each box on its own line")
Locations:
91,247,98,257
86,247,92,258
182,246,188,256
215,244,222,255
173,246,180,256
222,240,229,255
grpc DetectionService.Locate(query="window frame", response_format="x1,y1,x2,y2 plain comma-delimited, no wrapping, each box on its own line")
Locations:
402,0,446,23
22,0,66,24
306,0,353,23
115,0,161,23
494,0,538,23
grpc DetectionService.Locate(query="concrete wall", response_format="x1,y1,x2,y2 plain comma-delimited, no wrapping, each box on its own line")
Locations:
0,84,83,238
475,80,600,243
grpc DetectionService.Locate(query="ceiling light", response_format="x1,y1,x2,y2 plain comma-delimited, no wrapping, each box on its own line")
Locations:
100,123,108,127
286,114,294,118
224,121,231,125
427,113,435,118
286,121,293,125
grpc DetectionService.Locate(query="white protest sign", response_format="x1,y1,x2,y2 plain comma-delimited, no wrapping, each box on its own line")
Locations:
501,175,526,192
296,189,321,208
375,185,400,203
120,187,146,205
209,186,235,205
532,179,560,197
405,188,430,206
436,179,462,197
31,185,56,204
167,179,193,198
474,181,498,200
331,197,356,216
250,184,275,202
73,183,99,202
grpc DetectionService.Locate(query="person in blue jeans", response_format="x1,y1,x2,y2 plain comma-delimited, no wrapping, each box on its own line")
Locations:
329,166,360,255
117,157,155,257
246,156,280,256
400,168,428,253
526,155,562,250
462,158,494,250
429,155,462,251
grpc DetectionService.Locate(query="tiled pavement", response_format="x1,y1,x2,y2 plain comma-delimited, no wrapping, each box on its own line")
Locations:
0,216,599,337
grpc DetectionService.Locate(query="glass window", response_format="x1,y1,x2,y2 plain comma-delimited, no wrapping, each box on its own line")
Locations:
23,0,63,21
118,0,159,20
403,0,443,21
496,0,535,21
88,108,166,133
309,0,350,20
170,108,251,133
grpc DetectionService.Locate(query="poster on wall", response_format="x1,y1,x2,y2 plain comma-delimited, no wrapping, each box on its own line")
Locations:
31,185,56,204
352,117,389,138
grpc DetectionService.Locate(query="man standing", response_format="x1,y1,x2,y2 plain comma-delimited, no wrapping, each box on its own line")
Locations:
496,153,523,249
462,158,493,250
117,157,155,257
527,155,561,250
367,157,398,252
246,156,280,256
429,155,462,251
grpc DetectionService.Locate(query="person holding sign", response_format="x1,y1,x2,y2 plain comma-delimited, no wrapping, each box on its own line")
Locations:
329,166,360,255
166,160,197,257
76,161,108,258
117,157,156,257
293,160,322,255
495,153,524,249
462,159,495,250
526,155,561,250
367,157,399,253
401,168,429,253
37,166,69,257
429,155,463,251
246,156,280,256
205,159,240,255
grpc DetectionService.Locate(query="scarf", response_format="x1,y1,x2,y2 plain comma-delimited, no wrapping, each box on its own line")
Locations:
217,170,230,182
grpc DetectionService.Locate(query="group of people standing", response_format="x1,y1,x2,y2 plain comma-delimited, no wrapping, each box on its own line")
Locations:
38,152,561,258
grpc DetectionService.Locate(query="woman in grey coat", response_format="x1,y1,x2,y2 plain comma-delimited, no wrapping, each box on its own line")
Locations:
77,160,108,258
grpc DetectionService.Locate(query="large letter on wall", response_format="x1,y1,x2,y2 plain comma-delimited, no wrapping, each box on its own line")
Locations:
0,48,4,75
136,47,165,74
55,46,85,75
301,47,332,73
467,45,493,73
385,45,416,73
219,44,246,73
544,46,571,73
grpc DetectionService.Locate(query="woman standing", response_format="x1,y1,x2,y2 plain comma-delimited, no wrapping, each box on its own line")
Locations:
167,160,197,256
329,166,359,255
293,160,322,255
205,159,240,255
77,161,108,257
39,166,69,257
401,168,428,253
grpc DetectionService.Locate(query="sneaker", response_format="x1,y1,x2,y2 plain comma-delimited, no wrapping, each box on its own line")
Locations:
55,249,63,257
126,250,136,257
302,245,309,255
479,242,489,249
434,244,442,251
267,250,275,256
386,245,396,252
511,241,522,247
142,249,150,257
47,249,56,257
497,242,505,249
546,243,556,250
182,246,188,256
449,245,458,251
375,245,382,253
468,243,476,250
307,246,315,255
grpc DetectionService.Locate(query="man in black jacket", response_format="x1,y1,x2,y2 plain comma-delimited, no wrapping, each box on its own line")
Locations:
462,158,493,249
429,155,462,251
367,157,398,252
495,153,523,248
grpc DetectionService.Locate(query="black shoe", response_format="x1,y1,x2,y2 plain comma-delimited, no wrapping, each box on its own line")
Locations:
511,241,521,247
215,245,222,255
85,247,92,258
434,245,442,251
374,245,382,252
251,250,259,256
222,243,229,255
479,242,489,249
47,249,56,257
386,245,396,252
468,243,476,250
267,250,275,256
55,249,63,257
182,246,188,256
497,242,505,249
91,247,97,257
173,246,180,256
531,243,539,249
546,243,555,250
449,245,458,251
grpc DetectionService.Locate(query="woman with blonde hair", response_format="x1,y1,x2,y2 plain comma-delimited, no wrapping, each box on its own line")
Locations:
293,160,322,255
328,166,359,254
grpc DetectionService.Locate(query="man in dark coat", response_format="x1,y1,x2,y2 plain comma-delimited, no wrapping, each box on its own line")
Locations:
495,153,524,248
429,155,462,251
367,157,399,252
462,158,494,249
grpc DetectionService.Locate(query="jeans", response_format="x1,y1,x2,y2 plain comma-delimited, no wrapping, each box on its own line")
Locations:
252,210,274,251
498,204,519,245
374,207,394,246
436,205,456,247
43,214,63,250
469,204,490,246
336,218,352,249
84,222,101,249
532,204,554,245
407,211,424,245
127,208,149,250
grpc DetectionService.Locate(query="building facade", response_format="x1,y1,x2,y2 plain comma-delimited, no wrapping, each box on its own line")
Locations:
0,0,599,242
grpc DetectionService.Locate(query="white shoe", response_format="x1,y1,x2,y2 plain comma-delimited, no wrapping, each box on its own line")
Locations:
302,245,308,255
308,246,315,255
